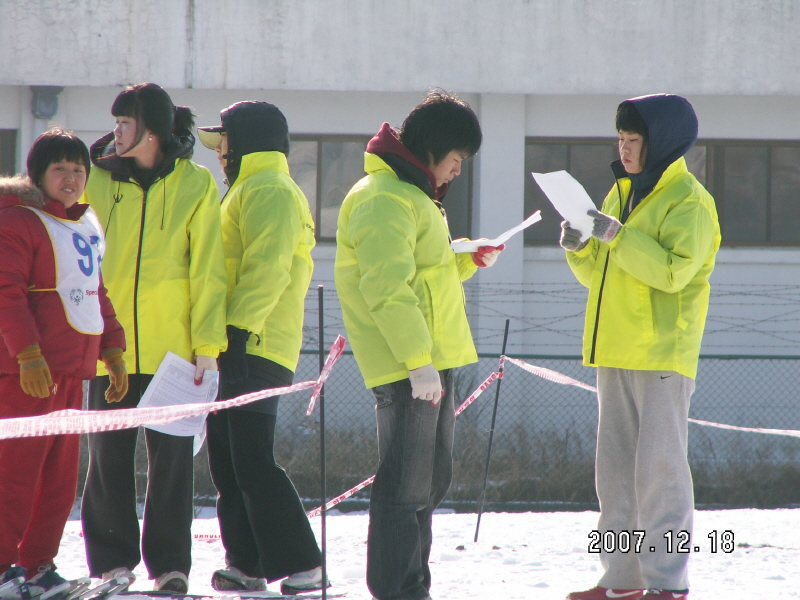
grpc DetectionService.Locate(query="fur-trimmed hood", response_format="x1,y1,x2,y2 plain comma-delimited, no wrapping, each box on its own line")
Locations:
0,175,46,210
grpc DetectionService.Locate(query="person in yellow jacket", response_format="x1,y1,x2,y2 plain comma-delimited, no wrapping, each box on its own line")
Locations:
80,83,228,594
197,101,324,596
335,91,503,600
562,95,720,600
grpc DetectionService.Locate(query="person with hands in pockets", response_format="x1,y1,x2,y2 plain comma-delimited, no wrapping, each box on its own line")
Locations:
0,129,126,598
197,101,325,596
80,83,228,594
562,95,720,600
335,90,501,600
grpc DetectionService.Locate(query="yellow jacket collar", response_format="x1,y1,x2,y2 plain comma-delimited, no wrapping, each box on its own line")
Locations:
652,157,689,194
364,152,396,177
236,151,290,184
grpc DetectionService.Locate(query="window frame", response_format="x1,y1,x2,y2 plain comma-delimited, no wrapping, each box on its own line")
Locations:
523,136,618,246
0,129,17,177
524,136,800,248
702,138,800,247
291,133,371,243
290,133,474,243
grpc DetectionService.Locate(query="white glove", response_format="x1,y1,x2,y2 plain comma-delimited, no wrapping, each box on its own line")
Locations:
194,355,218,385
409,364,443,404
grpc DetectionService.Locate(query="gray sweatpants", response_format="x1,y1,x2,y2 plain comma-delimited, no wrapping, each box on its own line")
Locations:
595,367,695,591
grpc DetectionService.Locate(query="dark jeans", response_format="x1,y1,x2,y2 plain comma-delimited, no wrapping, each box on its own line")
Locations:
207,360,321,581
82,375,194,579
367,370,454,600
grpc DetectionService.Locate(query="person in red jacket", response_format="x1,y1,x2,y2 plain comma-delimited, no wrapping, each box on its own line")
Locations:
0,129,127,598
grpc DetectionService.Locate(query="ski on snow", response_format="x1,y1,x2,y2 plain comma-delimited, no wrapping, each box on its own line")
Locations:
4,576,347,600
0,576,93,600
114,592,345,600
69,577,131,600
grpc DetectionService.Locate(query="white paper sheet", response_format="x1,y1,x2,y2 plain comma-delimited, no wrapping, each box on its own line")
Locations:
531,171,597,242
138,352,219,438
450,210,542,253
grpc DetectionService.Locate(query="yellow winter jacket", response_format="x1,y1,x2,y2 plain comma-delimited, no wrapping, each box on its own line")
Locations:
222,151,315,372
567,158,721,379
85,154,228,374
335,153,479,388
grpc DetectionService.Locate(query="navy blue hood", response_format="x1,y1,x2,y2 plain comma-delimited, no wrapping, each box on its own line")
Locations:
612,94,698,193
198,101,290,186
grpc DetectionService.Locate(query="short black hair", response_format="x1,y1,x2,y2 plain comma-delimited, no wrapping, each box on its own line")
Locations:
616,101,649,135
399,90,482,167
616,101,649,168
27,128,90,189
111,82,195,150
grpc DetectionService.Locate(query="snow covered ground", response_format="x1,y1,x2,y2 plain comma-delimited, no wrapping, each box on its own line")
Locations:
56,508,800,599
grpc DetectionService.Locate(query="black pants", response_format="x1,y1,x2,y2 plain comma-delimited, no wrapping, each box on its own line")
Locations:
207,360,321,582
81,375,194,579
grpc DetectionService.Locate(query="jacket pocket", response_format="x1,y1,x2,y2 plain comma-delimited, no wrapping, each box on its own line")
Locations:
422,268,447,342
372,383,394,409
638,283,656,342
421,265,464,349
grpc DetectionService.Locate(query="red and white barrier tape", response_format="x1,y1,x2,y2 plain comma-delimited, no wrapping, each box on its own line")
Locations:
687,418,800,438
306,475,376,519
455,370,503,416
503,356,598,393
305,335,346,415
504,355,800,439
211,417,800,529
77,529,225,542
0,336,346,441
306,368,503,517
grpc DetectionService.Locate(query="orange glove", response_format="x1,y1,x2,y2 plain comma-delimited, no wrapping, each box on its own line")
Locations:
102,348,129,403
17,345,53,398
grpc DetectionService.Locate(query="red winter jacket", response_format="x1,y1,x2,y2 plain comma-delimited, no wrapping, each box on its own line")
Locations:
0,176,125,380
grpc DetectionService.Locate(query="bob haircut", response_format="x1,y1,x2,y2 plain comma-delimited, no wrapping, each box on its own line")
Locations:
26,128,90,190
399,90,482,168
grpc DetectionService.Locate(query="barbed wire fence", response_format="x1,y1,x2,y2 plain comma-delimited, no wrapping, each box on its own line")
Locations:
91,281,800,513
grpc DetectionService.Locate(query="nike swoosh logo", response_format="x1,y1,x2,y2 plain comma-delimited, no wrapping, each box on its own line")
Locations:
660,375,672,379
606,592,642,599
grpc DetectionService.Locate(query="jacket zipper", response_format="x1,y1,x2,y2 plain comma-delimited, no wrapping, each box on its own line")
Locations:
589,180,629,364
132,189,148,374
589,253,610,364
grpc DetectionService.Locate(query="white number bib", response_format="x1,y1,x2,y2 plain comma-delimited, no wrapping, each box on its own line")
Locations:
25,206,105,335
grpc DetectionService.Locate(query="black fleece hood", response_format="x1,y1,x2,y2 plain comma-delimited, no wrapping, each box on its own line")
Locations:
200,101,290,186
612,94,698,193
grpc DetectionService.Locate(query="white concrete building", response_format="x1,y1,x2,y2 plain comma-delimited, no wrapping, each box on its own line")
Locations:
2,0,800,358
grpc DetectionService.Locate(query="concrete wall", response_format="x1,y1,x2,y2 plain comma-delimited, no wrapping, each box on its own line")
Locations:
1,1,799,95
3,83,800,358
2,1,799,359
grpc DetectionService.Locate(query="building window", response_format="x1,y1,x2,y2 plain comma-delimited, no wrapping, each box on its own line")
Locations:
524,137,800,246
0,130,16,176
524,138,618,244
709,143,800,244
288,135,473,242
